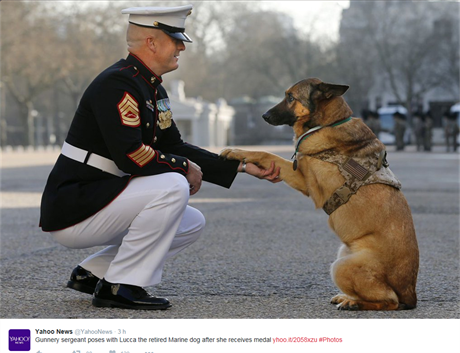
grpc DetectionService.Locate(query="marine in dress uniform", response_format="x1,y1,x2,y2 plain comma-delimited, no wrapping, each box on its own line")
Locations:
365,111,381,137
40,5,279,310
412,111,424,152
444,111,459,152
393,112,406,151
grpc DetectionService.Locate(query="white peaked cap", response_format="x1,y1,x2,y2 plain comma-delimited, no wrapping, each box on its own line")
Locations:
122,4,193,43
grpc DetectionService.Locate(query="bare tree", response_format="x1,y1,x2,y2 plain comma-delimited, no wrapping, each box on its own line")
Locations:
167,2,256,100
1,1,66,146
1,1,128,146
335,3,379,115
352,1,458,115
167,2,335,102
434,9,460,94
55,2,126,111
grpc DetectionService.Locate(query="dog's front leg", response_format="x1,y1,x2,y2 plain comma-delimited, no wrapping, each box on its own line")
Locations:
220,148,307,194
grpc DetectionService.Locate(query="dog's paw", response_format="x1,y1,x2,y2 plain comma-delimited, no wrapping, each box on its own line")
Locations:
336,298,360,311
330,294,347,305
331,294,360,310
219,148,245,161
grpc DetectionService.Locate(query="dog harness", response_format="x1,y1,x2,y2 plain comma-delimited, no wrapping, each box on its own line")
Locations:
292,117,401,215
311,149,402,215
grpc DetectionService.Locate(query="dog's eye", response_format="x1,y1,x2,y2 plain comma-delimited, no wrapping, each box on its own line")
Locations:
287,94,295,103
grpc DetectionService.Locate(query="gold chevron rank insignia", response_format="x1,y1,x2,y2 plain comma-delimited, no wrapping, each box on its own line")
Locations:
127,144,156,167
118,92,140,127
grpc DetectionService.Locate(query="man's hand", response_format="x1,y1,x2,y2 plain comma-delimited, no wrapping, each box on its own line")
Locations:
186,160,203,195
239,161,282,183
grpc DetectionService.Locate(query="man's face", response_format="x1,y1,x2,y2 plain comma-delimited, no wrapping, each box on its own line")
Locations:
154,31,186,75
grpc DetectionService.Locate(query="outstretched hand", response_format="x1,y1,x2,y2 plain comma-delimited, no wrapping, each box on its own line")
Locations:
239,161,282,183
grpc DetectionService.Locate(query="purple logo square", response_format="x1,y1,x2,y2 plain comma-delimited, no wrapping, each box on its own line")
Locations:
8,330,31,351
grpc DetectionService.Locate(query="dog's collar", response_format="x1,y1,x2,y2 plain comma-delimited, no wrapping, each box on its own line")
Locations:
291,116,352,171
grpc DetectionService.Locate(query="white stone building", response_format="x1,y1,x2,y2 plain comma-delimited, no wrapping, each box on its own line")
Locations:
168,80,234,147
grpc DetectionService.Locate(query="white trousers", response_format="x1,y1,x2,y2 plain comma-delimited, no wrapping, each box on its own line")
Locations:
51,173,205,287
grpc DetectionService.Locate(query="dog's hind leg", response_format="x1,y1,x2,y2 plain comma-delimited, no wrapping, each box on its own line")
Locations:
330,249,399,311
330,244,355,306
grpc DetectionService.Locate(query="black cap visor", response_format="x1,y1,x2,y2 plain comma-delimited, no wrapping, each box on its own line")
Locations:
129,21,193,43
163,30,192,43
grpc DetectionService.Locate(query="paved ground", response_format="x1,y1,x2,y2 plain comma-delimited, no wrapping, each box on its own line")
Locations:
0,145,458,319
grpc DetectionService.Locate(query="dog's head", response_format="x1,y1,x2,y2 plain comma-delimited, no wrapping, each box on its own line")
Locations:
262,78,350,130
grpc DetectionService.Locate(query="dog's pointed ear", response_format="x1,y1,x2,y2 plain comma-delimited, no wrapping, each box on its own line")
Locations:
318,82,349,99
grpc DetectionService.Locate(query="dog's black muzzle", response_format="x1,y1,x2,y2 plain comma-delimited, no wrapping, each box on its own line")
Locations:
262,113,271,122
262,111,295,126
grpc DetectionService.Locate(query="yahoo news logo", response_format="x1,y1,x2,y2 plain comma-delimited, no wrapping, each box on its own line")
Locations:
9,330,31,351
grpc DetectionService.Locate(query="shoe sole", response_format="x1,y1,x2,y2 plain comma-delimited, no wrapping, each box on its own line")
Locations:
92,297,172,310
67,280,95,295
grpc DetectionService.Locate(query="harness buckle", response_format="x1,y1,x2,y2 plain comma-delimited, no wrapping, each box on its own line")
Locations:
335,186,353,202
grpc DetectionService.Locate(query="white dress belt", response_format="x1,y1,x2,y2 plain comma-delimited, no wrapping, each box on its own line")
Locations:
61,142,130,177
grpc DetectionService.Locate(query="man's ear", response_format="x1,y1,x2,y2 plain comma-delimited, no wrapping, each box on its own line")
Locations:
146,37,157,53
318,82,349,99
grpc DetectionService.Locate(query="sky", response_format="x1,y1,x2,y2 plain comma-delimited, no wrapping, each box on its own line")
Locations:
260,1,351,43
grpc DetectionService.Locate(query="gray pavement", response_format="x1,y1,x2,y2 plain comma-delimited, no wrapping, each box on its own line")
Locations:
0,146,459,319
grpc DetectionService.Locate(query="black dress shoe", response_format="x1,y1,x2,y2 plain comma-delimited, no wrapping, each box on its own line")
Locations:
67,266,100,295
92,279,172,310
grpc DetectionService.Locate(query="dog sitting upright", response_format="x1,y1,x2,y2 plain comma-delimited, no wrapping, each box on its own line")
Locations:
220,78,419,310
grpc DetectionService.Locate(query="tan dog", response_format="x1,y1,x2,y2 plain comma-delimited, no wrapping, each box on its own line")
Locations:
221,78,419,310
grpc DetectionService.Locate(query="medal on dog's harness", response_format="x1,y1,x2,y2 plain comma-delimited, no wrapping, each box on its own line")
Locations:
292,117,352,171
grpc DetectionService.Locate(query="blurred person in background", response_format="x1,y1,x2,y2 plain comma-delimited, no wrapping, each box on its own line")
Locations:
393,112,406,151
412,110,424,152
444,110,459,152
423,110,433,152
365,110,381,137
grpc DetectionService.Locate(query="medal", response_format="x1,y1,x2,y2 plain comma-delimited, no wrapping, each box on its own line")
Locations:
158,110,172,129
146,100,155,112
157,98,172,129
